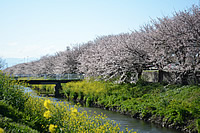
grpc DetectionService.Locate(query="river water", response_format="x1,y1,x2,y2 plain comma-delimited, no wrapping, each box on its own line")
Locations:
24,87,182,133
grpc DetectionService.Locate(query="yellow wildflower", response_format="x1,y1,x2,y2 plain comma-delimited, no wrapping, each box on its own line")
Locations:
44,110,51,119
71,108,78,117
49,124,57,133
72,108,78,113
0,128,4,133
44,99,51,109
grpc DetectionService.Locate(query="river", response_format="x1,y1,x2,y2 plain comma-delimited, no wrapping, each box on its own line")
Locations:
24,87,182,133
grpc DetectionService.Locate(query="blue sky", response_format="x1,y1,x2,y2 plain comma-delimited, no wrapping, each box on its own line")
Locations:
0,0,198,65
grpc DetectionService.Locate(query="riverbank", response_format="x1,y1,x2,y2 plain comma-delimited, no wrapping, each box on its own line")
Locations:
0,72,135,132
61,79,200,133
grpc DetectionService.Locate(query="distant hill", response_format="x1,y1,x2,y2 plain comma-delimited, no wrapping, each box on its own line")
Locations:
4,57,38,68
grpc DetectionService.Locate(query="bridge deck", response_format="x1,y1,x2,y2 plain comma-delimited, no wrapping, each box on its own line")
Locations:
18,79,82,84
11,74,84,80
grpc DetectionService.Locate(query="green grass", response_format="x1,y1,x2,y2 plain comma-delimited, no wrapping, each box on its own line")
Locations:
62,79,200,132
0,101,39,133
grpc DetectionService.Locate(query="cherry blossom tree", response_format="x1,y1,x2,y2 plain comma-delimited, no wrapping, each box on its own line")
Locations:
143,5,200,84
4,5,200,84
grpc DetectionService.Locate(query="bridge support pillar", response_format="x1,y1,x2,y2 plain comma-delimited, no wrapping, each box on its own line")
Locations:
54,83,62,98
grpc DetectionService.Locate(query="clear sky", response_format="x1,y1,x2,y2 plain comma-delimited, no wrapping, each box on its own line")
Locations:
0,0,199,61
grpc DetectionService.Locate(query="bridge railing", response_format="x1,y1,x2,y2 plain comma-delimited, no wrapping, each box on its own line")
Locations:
11,74,84,80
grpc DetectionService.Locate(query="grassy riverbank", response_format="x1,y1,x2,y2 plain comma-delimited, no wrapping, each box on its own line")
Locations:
62,79,200,133
31,84,55,95
0,72,135,133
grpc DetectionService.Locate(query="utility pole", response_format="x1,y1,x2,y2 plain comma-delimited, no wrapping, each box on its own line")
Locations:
27,56,29,63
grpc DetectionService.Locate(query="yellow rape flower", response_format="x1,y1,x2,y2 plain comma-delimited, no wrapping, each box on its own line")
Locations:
49,124,57,133
72,108,78,113
44,110,51,119
44,99,51,109
71,108,78,117
0,128,4,133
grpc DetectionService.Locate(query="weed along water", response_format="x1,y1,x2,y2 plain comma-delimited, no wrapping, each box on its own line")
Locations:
25,87,181,133
82,107,182,133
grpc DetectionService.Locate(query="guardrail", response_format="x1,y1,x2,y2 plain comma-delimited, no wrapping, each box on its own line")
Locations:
11,74,84,80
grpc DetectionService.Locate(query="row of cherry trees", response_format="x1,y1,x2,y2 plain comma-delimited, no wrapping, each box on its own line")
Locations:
4,5,200,84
